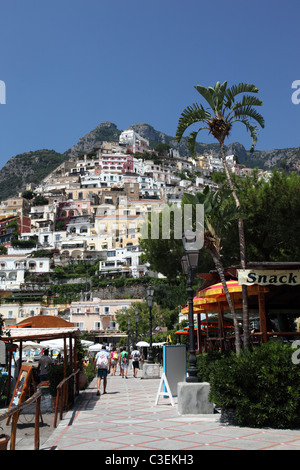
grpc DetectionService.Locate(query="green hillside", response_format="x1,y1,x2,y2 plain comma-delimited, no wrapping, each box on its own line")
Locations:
0,149,67,201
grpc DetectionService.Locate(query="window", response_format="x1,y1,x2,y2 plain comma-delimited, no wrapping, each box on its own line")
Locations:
105,261,115,267
8,311,13,318
94,322,101,330
104,306,110,314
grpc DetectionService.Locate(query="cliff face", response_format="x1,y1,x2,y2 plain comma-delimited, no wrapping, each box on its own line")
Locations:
0,121,299,201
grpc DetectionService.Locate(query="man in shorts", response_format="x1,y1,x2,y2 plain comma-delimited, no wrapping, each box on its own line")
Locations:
94,345,111,396
131,344,141,378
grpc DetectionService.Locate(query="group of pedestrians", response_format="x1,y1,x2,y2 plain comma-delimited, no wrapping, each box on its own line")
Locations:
94,344,142,396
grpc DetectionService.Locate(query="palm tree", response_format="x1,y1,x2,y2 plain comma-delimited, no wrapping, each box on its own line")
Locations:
182,187,242,353
177,81,264,350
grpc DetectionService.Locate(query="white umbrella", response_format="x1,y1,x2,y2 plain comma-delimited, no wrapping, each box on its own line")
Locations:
40,339,66,351
88,344,102,352
136,341,150,347
16,341,42,351
152,342,167,347
81,340,94,347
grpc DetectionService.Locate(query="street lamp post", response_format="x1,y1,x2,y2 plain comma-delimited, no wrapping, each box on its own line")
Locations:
181,231,200,382
146,285,155,363
127,317,131,355
134,307,139,343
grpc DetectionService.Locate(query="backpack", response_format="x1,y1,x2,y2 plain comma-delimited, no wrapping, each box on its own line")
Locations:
122,352,128,364
96,352,108,369
113,351,118,360
133,351,140,361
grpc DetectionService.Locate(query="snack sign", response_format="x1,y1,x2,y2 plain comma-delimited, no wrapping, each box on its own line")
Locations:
237,269,300,286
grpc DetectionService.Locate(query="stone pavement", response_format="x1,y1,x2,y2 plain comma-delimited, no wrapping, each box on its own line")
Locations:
36,372,300,452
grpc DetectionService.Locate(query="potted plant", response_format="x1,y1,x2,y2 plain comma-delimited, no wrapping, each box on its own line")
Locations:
0,427,10,450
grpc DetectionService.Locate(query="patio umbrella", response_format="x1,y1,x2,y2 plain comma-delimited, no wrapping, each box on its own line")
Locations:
15,341,42,351
197,280,268,299
174,329,189,336
40,339,66,351
180,294,219,315
81,340,94,347
88,344,103,352
136,341,150,347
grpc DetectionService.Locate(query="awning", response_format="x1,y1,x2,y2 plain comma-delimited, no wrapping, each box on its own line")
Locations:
1,327,81,342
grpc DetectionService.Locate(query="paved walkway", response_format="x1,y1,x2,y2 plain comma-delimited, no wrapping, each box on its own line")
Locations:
39,373,300,451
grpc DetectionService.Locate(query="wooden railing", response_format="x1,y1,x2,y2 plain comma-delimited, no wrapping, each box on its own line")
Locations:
0,390,42,450
53,369,80,428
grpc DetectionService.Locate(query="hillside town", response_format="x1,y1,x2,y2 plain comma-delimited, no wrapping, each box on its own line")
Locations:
0,128,271,336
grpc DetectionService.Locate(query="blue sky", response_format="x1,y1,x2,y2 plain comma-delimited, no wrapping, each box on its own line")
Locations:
0,0,299,168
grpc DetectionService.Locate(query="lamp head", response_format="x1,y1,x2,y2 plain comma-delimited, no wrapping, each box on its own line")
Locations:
146,285,154,308
182,230,199,270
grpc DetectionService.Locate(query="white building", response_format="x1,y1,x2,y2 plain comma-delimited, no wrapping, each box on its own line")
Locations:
80,173,123,189
99,245,146,278
0,255,51,290
119,129,149,153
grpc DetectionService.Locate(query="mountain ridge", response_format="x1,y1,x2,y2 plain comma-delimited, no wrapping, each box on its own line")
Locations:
0,121,299,201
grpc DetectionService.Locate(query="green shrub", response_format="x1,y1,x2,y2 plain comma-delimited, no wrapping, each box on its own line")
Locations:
47,363,73,398
208,341,300,429
196,350,227,382
83,361,96,385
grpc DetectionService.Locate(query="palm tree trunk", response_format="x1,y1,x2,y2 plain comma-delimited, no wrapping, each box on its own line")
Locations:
219,142,250,351
206,245,241,354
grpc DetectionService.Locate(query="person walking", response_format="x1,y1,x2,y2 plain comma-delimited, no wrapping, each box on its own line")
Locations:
120,347,129,379
110,346,119,376
131,344,141,378
38,349,53,383
94,345,111,396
